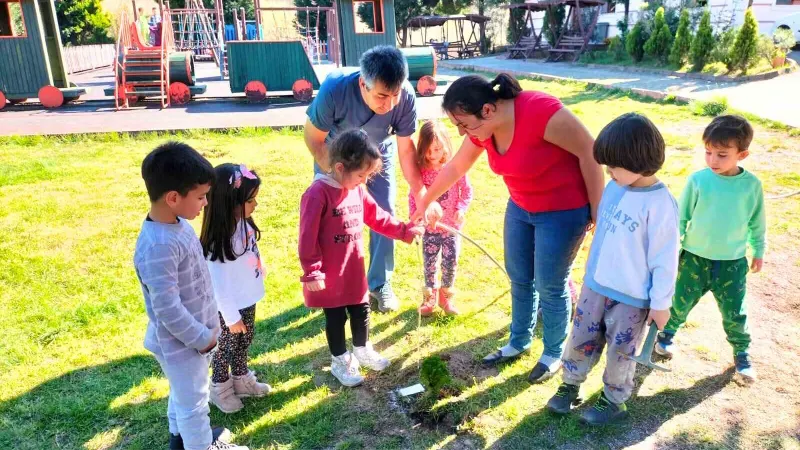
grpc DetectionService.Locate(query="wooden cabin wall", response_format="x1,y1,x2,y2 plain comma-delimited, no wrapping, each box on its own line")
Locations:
338,0,398,66
0,0,51,97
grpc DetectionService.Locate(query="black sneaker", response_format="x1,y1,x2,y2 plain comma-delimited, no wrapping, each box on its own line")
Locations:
580,393,628,426
527,362,559,384
169,427,231,450
734,353,756,383
546,383,582,414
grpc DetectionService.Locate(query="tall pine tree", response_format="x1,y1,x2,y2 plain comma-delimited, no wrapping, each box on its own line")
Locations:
729,8,759,72
669,9,691,67
689,10,714,71
644,7,672,63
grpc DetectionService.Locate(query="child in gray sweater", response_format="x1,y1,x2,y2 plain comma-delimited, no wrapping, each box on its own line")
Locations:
133,142,247,450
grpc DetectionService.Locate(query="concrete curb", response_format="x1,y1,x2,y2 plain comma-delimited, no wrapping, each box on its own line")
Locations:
573,58,798,83
439,61,694,104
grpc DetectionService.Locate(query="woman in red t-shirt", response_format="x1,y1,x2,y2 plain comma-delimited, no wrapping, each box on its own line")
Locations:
411,73,604,384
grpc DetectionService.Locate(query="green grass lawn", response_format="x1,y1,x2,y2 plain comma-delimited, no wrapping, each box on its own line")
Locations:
2,79,800,450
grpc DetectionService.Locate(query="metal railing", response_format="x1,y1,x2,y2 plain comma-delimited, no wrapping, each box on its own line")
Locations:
161,15,175,108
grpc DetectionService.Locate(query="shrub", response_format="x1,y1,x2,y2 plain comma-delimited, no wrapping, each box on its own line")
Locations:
420,356,451,398
773,28,797,56
669,9,692,66
729,8,760,73
690,96,729,117
690,10,715,71
711,28,737,67
757,34,777,63
626,21,648,62
607,36,626,61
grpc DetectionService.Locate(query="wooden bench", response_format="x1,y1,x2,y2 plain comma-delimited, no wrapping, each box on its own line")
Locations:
508,35,541,61
458,43,480,59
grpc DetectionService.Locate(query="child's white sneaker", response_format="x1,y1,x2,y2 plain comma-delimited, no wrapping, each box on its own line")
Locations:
210,378,244,413
331,352,364,387
352,342,390,371
233,370,272,398
734,353,756,384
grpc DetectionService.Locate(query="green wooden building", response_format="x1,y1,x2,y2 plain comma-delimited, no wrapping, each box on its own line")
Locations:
0,0,84,108
337,0,398,67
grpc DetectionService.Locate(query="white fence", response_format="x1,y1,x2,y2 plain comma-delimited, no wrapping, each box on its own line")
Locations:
64,44,116,74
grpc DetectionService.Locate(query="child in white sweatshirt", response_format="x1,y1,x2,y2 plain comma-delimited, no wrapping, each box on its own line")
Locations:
545,113,680,426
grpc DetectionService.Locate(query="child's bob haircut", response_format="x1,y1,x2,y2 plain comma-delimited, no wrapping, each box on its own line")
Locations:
141,141,215,202
328,128,383,175
594,112,665,177
702,114,753,153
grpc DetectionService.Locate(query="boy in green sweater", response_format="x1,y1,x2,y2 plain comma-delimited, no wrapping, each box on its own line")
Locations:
655,115,766,383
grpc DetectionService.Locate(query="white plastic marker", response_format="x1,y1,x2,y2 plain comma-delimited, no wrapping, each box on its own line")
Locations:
398,383,425,397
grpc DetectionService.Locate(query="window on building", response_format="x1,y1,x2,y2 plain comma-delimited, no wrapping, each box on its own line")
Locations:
775,0,791,4
0,0,27,37
353,0,384,34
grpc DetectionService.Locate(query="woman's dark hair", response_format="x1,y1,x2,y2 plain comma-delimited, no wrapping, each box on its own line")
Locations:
442,73,522,119
702,114,753,153
200,163,261,263
594,112,665,177
328,129,383,175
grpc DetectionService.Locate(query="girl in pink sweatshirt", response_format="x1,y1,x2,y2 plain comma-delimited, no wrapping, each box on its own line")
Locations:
409,120,473,316
298,129,423,387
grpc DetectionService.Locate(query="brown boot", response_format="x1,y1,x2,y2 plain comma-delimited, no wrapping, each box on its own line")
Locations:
439,287,459,315
418,288,437,316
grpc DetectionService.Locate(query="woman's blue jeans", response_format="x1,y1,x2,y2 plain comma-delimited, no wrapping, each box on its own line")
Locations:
504,199,589,359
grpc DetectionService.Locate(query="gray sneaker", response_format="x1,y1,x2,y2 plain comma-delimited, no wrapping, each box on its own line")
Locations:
370,283,399,312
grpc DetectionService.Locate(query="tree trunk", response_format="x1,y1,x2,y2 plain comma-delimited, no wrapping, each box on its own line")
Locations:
478,0,487,53
401,25,408,47
624,0,629,24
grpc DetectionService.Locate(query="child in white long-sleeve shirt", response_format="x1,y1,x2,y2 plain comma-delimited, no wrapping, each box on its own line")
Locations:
545,113,680,426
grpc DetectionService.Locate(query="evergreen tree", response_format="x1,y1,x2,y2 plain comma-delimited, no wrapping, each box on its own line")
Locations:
644,7,672,63
669,9,691,66
689,10,714,71
543,5,566,45
728,8,760,72
626,21,647,62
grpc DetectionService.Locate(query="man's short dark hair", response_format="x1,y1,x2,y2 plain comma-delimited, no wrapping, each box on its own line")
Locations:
359,45,408,92
141,141,215,202
594,112,665,177
702,115,753,152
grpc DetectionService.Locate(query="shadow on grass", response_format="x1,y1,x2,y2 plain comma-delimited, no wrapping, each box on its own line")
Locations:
493,367,736,449
0,355,163,450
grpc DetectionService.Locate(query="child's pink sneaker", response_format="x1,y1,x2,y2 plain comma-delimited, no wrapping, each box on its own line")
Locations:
439,287,459,316
418,288,437,316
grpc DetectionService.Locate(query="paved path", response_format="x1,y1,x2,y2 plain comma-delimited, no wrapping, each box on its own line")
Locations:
0,69,460,137
441,56,800,128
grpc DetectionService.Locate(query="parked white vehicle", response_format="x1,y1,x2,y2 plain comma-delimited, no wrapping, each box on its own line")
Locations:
773,11,800,42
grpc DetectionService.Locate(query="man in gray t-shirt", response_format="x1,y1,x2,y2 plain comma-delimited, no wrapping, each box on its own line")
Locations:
304,45,431,312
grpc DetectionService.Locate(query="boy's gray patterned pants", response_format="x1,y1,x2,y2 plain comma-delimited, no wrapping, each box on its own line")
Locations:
561,286,648,404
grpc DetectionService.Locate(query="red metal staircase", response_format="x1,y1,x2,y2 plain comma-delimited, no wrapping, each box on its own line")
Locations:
114,10,174,109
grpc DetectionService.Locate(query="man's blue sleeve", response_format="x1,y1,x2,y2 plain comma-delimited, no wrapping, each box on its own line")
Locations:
306,74,339,132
